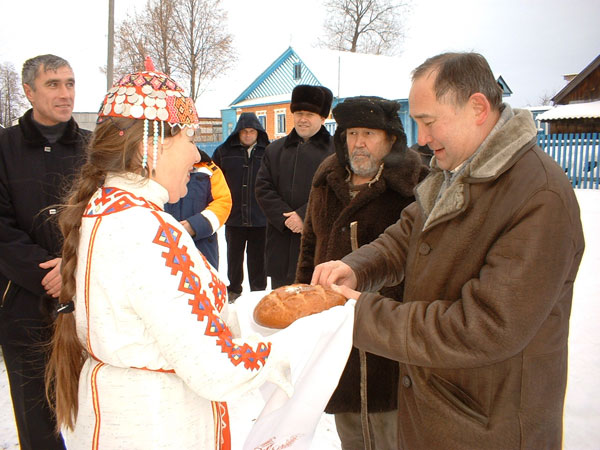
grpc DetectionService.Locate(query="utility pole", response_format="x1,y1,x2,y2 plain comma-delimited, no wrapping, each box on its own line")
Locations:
107,0,115,89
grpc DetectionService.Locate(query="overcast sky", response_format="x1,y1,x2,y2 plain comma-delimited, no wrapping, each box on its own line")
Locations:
1,0,599,116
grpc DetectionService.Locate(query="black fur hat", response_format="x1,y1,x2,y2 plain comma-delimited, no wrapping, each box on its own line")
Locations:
332,96,406,140
290,85,333,118
332,96,408,168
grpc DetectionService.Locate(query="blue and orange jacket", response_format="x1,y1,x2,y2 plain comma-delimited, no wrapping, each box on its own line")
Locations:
164,149,232,268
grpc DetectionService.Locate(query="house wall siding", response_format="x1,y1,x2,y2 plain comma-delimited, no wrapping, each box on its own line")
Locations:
557,66,600,104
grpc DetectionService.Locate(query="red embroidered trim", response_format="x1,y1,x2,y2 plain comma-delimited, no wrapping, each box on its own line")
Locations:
150,210,271,370
84,187,161,217
212,401,231,450
85,217,102,361
91,361,105,450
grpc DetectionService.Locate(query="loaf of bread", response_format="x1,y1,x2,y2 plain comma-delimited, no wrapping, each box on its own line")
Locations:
253,284,347,329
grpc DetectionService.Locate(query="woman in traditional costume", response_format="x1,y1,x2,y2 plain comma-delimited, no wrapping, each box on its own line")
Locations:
45,60,292,450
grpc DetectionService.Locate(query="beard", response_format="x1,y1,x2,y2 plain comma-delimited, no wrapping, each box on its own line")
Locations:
349,149,380,178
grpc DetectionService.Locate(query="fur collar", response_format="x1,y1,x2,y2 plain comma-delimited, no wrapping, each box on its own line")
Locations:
18,108,84,147
283,125,331,148
313,148,427,198
415,107,538,231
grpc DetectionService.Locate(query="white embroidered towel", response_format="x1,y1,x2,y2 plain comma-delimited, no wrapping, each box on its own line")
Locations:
233,290,355,450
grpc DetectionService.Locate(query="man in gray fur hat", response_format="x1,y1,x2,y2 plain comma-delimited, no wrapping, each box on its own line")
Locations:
296,96,428,449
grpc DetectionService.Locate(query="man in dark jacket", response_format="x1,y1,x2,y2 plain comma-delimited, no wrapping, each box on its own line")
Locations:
296,96,428,449
256,85,334,288
213,113,269,301
312,52,585,449
0,54,89,450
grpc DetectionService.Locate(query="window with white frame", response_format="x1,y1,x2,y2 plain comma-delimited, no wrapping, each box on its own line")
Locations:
256,111,267,130
275,109,286,136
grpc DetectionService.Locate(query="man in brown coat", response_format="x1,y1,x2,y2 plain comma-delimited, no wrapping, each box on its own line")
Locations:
296,96,428,449
312,52,585,449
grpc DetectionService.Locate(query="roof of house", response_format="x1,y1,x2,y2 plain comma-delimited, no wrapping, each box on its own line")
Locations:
552,54,600,104
229,46,511,109
537,100,600,121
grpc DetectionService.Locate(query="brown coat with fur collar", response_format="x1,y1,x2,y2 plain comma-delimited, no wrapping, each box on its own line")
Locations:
343,108,585,448
296,148,428,413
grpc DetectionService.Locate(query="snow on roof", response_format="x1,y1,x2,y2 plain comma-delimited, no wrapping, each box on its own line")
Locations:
228,45,512,109
292,46,414,100
232,93,292,108
537,101,600,121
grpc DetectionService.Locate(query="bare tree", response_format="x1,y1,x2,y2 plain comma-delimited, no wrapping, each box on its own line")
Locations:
113,14,151,77
537,91,554,106
172,0,236,101
145,0,178,75
111,0,235,101
0,62,27,127
321,0,409,55
111,0,177,79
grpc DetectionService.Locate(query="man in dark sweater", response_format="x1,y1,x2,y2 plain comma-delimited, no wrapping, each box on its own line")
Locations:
0,54,89,450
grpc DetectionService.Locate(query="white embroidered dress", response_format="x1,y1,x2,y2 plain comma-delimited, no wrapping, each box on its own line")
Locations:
67,173,291,450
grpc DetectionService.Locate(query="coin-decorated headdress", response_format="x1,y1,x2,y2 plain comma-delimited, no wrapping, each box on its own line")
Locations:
96,57,199,175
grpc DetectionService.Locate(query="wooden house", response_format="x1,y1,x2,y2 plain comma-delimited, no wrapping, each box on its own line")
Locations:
538,54,600,134
221,46,512,145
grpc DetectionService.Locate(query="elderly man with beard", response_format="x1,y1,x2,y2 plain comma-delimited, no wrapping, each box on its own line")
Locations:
296,96,428,449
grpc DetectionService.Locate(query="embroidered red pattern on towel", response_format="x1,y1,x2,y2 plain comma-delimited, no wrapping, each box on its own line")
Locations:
150,210,272,370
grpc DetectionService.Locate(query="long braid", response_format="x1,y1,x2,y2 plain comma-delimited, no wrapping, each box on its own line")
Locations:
45,118,146,432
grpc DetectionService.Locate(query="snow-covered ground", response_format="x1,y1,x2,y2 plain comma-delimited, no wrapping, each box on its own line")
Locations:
2,189,599,450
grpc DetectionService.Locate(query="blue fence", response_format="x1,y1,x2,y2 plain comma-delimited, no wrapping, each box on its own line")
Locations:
537,133,599,189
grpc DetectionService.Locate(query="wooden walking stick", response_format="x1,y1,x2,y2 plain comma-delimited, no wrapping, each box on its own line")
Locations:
350,221,372,450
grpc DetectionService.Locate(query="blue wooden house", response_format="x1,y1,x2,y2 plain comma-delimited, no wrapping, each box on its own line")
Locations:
222,46,512,145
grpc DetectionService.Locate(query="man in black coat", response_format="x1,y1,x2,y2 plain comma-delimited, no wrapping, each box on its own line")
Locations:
255,85,334,288
213,113,269,301
0,54,89,450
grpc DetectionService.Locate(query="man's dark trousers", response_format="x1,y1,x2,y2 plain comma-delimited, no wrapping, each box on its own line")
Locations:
225,226,267,294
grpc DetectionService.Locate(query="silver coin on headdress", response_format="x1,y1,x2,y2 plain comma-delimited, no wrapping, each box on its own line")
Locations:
155,98,167,108
141,85,153,95
157,108,169,121
117,86,127,95
113,103,124,115
103,103,112,116
144,96,156,107
126,87,136,96
122,103,132,117
115,94,125,104
144,106,157,120
109,86,119,94
131,104,144,118
127,93,139,104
